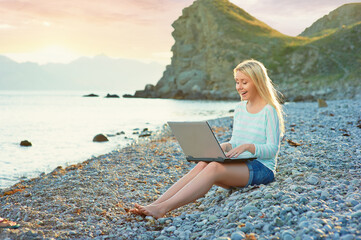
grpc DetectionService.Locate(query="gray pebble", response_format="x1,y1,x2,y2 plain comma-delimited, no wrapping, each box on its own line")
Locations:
231,231,246,240
340,234,356,240
166,226,176,232
351,210,361,218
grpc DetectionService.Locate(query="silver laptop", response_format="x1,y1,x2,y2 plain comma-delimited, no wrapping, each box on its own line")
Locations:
167,121,256,163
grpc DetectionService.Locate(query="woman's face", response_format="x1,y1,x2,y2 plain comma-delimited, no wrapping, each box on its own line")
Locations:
234,70,258,101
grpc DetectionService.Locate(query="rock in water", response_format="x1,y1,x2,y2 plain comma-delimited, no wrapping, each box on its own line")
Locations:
83,93,99,97
139,130,152,138
105,94,120,98
93,134,109,142
20,140,32,147
318,99,328,107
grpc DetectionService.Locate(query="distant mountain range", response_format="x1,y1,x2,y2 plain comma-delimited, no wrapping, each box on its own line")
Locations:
0,55,165,92
132,0,361,101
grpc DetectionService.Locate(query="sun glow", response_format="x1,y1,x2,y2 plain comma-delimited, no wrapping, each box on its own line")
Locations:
5,45,80,65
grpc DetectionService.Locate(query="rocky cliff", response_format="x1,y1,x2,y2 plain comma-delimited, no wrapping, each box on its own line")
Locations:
131,0,361,101
300,3,361,38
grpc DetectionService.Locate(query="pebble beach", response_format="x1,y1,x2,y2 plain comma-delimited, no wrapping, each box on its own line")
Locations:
0,99,360,240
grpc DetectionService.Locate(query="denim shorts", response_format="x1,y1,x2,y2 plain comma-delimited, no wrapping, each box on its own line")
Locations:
245,160,275,187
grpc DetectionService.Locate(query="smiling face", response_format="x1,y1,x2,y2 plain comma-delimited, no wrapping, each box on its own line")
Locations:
234,70,259,101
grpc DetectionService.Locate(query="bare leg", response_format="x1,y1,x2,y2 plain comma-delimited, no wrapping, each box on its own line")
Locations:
139,162,249,219
151,161,209,205
130,161,209,214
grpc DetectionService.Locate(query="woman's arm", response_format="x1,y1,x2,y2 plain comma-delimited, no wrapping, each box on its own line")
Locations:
253,108,280,159
226,107,280,158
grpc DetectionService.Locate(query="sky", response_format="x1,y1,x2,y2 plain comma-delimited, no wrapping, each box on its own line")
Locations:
0,0,358,65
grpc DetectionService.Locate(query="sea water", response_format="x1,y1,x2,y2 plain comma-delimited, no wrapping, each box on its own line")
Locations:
0,90,238,189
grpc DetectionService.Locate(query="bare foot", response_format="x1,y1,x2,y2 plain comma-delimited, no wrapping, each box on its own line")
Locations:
129,204,145,216
0,218,20,229
139,204,166,219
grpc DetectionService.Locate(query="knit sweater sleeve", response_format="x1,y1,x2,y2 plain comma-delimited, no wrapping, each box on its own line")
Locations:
227,103,240,149
254,107,280,159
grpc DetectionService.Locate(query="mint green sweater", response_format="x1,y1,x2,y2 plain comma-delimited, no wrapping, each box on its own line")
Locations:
228,101,281,173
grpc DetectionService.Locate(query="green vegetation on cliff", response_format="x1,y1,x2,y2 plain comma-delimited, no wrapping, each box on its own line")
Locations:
133,0,361,101
300,3,361,38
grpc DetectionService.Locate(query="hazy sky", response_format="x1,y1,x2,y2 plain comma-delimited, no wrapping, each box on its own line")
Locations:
0,0,357,65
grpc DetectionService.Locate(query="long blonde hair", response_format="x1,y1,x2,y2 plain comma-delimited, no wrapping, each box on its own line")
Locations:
234,59,285,135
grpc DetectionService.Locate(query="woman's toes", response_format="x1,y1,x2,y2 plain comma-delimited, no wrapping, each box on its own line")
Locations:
129,208,144,216
140,205,164,219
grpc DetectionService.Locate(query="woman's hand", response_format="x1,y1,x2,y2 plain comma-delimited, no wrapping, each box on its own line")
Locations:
226,144,255,158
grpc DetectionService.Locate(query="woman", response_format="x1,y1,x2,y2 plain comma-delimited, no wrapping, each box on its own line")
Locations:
130,59,285,219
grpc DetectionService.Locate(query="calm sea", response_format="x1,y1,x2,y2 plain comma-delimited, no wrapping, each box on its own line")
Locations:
0,91,238,189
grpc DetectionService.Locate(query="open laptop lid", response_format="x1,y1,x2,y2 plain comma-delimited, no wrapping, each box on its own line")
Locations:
167,121,256,162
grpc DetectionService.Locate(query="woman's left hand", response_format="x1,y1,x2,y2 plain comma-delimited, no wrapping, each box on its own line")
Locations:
226,144,252,158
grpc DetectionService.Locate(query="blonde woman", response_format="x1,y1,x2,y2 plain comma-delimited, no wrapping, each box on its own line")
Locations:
130,59,285,219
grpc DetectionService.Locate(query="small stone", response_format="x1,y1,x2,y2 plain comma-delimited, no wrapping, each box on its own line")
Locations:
274,217,283,226
208,215,218,223
93,134,109,142
157,218,167,224
231,231,246,240
264,193,273,199
105,93,119,98
340,234,356,240
306,175,319,185
227,212,239,222
24,192,32,197
242,204,258,213
351,210,361,218
281,229,295,240
155,235,169,240
166,226,176,232
145,216,155,221
299,197,309,204
139,130,152,138
83,93,99,97
349,199,358,207
226,223,238,229
321,190,330,200
353,203,361,211
25,230,38,237
299,221,310,228
20,140,32,147
196,220,207,227
284,177,293,184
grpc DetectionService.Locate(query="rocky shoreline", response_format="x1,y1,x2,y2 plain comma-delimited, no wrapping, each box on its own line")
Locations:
124,84,361,103
1,100,360,240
